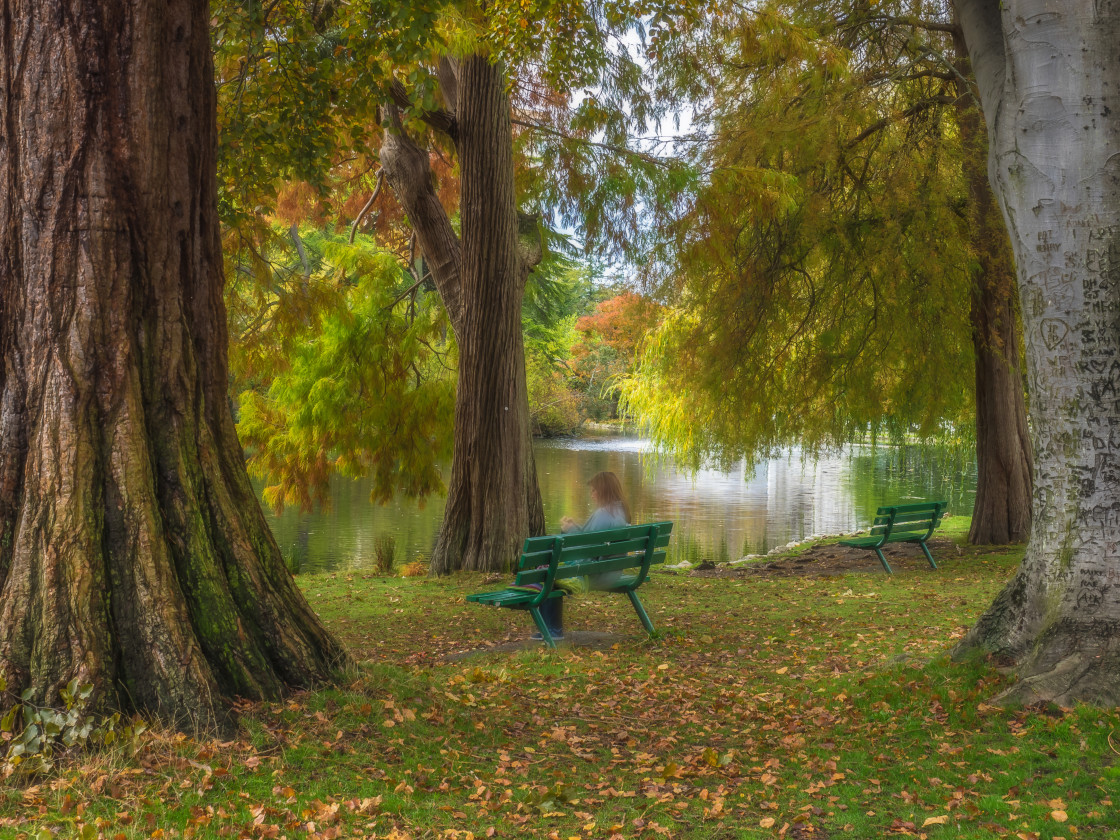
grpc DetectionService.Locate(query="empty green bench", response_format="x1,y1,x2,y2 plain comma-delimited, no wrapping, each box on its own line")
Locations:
466,522,674,648
839,502,946,574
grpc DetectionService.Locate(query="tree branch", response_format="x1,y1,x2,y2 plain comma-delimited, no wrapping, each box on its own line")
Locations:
510,117,674,169
389,79,458,142
378,106,464,336
349,170,384,244
868,14,961,36
953,0,1008,129
844,95,960,150
517,212,544,280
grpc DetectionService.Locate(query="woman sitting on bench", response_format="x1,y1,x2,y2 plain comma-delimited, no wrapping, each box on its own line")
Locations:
534,471,631,641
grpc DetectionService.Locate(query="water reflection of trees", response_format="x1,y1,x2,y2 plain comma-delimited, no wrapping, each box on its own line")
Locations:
844,445,977,524
260,440,977,572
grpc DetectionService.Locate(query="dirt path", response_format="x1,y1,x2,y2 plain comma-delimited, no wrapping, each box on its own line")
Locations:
683,537,962,578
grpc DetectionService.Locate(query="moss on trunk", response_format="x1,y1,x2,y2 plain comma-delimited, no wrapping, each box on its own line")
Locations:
0,0,349,731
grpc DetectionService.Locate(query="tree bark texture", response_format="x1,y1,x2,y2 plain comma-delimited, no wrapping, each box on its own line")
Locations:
380,57,545,575
951,32,1034,546
0,0,348,730
954,0,1120,706
429,56,545,574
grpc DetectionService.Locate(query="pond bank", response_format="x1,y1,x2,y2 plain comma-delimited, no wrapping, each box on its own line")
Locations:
659,515,973,577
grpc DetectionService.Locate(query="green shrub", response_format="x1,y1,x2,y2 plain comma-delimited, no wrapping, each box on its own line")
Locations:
1,676,146,779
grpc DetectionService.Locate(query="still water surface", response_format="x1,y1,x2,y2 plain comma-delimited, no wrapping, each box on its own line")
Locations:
261,436,977,574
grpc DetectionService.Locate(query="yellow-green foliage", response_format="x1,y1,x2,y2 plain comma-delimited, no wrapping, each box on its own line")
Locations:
234,228,455,512
527,348,583,435
625,1,977,470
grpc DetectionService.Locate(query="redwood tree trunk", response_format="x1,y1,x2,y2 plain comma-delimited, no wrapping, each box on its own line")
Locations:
953,0,1120,705
380,56,545,575
430,56,545,574
0,0,347,730
952,32,1034,546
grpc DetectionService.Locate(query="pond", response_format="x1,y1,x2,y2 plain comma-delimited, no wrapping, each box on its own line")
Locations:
260,435,977,574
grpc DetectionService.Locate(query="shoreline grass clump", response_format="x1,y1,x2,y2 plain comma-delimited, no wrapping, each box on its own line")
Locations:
374,534,397,576
3,518,1117,839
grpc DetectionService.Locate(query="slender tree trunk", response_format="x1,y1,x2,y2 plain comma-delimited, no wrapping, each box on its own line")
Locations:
429,56,545,574
380,57,545,575
0,0,348,730
953,0,1120,706
951,32,1034,546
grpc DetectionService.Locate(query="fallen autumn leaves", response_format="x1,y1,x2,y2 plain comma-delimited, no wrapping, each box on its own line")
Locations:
3,522,1118,839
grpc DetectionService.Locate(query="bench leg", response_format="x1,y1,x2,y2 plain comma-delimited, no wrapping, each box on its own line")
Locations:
529,606,557,649
919,540,938,570
627,590,656,636
874,548,893,575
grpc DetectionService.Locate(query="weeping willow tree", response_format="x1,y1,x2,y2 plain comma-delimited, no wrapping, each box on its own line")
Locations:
626,1,1031,544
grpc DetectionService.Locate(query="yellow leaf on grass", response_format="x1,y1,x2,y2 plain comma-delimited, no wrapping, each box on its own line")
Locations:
1052,810,1068,822
922,815,949,827
775,667,789,675
759,817,776,828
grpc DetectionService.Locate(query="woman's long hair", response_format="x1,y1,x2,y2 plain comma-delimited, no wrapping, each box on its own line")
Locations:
588,471,631,523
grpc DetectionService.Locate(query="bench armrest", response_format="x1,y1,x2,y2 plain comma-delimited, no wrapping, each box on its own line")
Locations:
616,524,660,592
529,535,565,607
922,503,944,542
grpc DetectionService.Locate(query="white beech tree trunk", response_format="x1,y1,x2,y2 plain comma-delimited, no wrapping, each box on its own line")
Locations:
953,0,1120,705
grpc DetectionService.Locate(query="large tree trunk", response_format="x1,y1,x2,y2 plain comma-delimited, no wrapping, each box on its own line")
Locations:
951,32,1034,546
430,56,545,574
953,0,1120,705
380,57,545,575
0,0,348,730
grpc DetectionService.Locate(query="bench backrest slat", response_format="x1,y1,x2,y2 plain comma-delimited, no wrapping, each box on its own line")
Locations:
872,511,945,526
513,522,674,585
869,502,946,540
875,502,945,515
522,521,673,554
517,532,672,570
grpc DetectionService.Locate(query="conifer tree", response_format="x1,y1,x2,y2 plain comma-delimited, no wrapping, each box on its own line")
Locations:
626,0,1032,545
215,0,680,573
0,0,348,729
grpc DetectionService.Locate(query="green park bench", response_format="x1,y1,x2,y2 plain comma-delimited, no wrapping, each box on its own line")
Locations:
838,501,946,574
466,522,674,648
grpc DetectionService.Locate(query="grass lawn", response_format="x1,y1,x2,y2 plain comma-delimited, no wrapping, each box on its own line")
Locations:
4,517,1118,839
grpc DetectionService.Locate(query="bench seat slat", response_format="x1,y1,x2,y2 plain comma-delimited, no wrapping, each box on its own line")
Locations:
850,525,936,542
838,536,885,548
466,588,563,607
